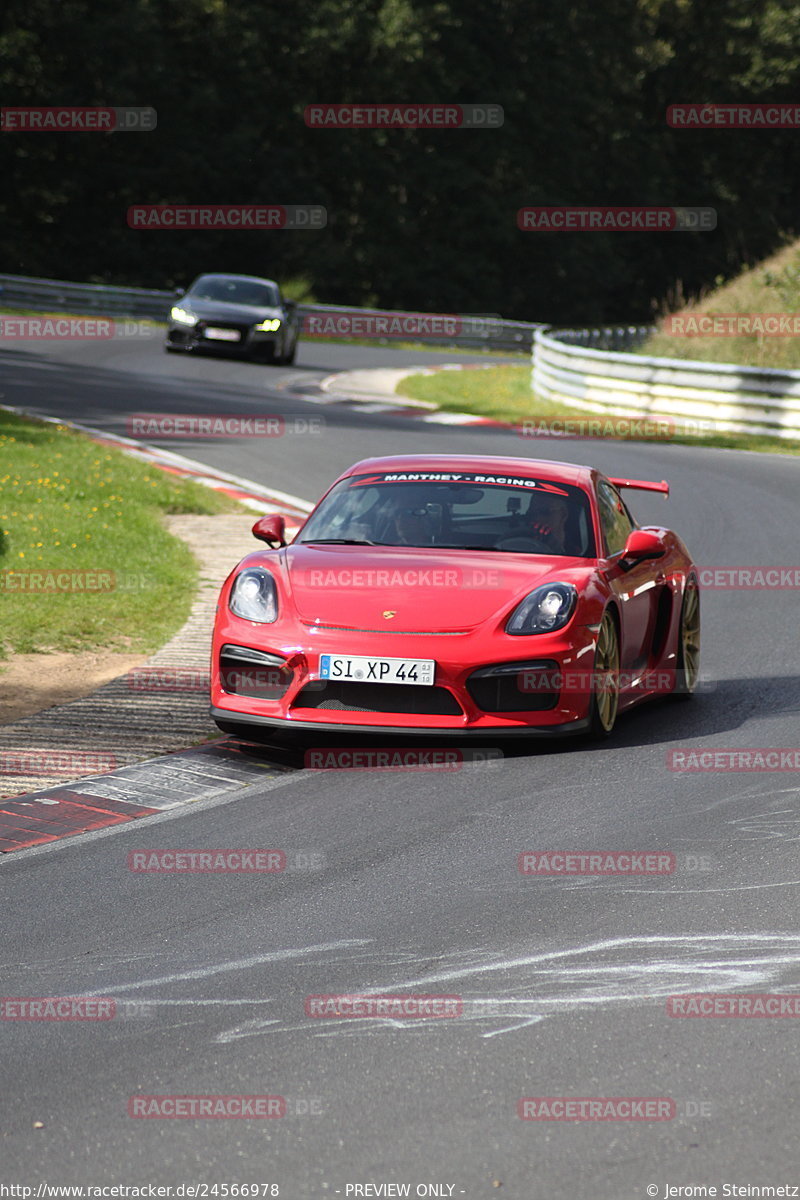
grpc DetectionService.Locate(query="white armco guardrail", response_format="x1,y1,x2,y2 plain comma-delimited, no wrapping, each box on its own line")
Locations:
532,326,800,439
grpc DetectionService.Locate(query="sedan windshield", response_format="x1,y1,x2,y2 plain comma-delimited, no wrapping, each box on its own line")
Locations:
187,277,280,307
299,471,596,557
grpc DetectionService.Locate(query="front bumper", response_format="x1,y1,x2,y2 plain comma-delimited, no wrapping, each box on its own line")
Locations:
166,322,281,354
210,616,599,736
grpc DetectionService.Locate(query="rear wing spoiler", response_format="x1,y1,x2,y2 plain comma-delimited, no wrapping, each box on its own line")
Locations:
609,477,670,498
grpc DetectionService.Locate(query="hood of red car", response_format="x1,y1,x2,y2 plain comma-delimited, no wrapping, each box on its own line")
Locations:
279,544,588,632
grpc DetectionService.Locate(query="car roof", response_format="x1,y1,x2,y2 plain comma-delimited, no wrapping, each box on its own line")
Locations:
190,273,279,288
341,454,596,488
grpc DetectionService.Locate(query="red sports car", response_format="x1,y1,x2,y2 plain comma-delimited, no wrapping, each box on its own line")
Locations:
210,455,700,742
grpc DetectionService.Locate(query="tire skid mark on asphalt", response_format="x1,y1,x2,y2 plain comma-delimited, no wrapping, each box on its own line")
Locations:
204,932,800,1042
76,939,373,997
724,787,800,841
548,879,800,894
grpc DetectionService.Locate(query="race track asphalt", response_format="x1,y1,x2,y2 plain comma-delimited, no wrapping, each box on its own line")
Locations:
1,334,799,1197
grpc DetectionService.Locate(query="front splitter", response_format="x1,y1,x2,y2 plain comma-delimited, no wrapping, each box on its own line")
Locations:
210,705,590,739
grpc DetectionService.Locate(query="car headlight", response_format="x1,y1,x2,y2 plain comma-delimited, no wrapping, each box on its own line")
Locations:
229,569,278,623
506,582,577,635
255,318,281,332
170,306,197,326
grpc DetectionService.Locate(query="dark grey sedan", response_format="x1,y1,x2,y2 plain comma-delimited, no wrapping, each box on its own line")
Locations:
165,273,300,364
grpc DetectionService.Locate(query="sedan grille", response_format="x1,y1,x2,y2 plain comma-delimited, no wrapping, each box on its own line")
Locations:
293,682,463,716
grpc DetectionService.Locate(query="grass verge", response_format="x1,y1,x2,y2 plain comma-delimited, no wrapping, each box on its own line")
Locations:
639,236,800,370
397,365,800,456
0,409,241,659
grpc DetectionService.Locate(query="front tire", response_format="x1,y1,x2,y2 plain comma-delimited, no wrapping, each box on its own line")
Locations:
674,577,700,699
587,610,620,739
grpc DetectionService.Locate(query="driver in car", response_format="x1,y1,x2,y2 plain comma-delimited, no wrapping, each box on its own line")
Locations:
383,490,437,545
393,505,436,545
524,492,571,553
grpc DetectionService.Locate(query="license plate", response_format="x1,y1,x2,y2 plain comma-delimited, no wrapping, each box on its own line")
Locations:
204,327,241,342
319,654,435,687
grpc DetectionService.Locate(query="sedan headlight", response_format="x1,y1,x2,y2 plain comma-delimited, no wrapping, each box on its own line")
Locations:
506,582,577,635
170,306,197,326
255,318,282,332
229,569,278,623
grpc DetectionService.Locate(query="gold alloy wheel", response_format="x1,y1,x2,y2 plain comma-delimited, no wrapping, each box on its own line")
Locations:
678,579,701,694
592,611,620,734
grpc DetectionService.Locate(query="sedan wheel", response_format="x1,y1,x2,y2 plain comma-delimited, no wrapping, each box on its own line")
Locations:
588,610,620,739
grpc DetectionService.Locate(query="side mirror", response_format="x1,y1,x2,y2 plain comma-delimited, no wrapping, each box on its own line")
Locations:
252,514,287,548
172,287,185,298
283,298,297,311
620,528,665,569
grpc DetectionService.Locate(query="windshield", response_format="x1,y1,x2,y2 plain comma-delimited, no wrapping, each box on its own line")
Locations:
187,276,280,307
298,470,596,557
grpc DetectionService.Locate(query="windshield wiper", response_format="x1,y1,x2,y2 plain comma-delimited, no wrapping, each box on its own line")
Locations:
435,543,507,552
300,538,377,546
